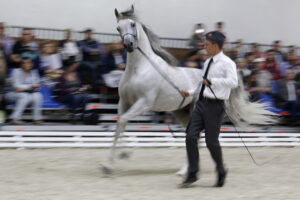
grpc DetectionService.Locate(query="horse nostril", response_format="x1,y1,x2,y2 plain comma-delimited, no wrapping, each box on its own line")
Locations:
130,42,133,47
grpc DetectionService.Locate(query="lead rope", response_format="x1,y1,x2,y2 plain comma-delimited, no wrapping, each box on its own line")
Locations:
207,83,273,166
137,47,186,109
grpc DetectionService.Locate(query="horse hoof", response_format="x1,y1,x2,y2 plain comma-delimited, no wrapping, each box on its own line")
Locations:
175,169,187,177
101,164,113,175
118,150,132,159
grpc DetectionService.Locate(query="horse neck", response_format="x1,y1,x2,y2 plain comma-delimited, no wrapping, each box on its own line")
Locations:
126,24,156,68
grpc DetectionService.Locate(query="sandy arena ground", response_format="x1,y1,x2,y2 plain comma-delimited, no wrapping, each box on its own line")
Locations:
0,147,299,200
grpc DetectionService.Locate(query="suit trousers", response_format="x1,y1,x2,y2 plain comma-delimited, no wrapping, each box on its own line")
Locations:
186,98,225,175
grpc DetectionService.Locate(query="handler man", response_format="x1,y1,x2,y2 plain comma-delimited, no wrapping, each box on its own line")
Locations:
179,31,238,187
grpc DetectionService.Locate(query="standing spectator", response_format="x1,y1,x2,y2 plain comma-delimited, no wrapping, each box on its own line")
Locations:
5,57,43,125
40,41,64,87
55,61,90,123
0,22,14,59
276,69,300,125
188,23,205,49
272,40,286,63
264,49,281,80
215,22,227,49
58,29,81,64
10,28,39,69
78,28,105,91
215,22,225,35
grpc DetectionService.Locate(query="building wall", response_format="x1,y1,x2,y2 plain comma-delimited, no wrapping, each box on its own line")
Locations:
0,0,299,45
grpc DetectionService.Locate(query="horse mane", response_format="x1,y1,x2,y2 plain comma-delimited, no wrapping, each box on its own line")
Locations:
118,10,178,66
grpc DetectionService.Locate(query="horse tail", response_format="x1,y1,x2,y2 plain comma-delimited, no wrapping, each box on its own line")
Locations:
225,75,277,127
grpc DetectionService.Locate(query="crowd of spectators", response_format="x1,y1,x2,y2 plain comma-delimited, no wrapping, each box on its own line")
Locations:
0,22,127,124
0,21,299,126
185,22,300,126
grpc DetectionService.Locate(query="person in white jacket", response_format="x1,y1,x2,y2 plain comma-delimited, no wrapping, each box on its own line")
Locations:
6,57,43,124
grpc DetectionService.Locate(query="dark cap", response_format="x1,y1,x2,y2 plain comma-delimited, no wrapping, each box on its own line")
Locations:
85,28,93,33
205,31,226,43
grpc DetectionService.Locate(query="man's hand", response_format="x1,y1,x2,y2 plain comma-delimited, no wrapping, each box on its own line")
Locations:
32,83,41,88
179,90,190,97
202,79,211,86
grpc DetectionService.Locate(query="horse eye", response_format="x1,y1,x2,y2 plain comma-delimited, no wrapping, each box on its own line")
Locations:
131,23,136,27
116,27,120,32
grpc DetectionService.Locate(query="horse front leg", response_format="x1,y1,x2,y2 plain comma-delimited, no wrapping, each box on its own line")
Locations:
102,98,150,174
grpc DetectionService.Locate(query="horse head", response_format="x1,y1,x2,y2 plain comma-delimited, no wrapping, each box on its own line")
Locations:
115,5,138,52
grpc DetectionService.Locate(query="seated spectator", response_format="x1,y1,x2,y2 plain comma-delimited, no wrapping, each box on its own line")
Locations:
0,22,14,60
255,58,272,91
102,42,127,88
5,57,43,125
264,49,282,80
40,41,63,87
233,39,245,58
235,58,251,83
247,58,272,101
58,29,81,64
0,50,6,123
10,28,39,69
184,49,208,69
229,47,239,60
249,43,265,58
287,45,297,56
78,28,105,92
275,69,300,125
294,64,300,84
279,54,299,78
103,41,126,72
55,61,90,123
244,52,256,71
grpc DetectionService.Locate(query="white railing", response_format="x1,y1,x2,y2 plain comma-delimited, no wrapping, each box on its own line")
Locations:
0,131,299,148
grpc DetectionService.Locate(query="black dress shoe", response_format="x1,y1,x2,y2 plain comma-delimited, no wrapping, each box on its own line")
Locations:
215,169,228,187
179,174,198,188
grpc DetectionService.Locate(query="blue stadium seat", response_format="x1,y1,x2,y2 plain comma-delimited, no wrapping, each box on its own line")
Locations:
259,93,288,115
39,85,65,108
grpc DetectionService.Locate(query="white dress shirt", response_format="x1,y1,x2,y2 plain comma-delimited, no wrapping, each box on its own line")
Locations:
188,51,238,100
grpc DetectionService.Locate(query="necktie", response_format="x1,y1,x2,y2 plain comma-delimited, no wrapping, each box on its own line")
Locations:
199,58,213,99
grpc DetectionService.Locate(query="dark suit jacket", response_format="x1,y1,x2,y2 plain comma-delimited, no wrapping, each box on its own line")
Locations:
274,80,299,108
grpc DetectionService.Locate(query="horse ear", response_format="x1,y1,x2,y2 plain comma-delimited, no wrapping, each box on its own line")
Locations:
115,8,120,19
131,5,134,12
